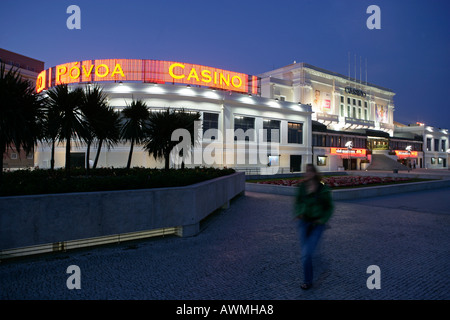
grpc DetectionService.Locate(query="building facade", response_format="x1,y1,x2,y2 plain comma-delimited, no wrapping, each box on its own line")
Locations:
31,58,448,172
394,122,449,169
34,59,312,173
259,62,401,171
0,48,44,169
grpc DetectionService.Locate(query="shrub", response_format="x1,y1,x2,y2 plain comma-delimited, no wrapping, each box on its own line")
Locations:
0,167,236,197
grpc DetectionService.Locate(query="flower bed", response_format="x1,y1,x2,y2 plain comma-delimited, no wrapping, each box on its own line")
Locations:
256,175,413,188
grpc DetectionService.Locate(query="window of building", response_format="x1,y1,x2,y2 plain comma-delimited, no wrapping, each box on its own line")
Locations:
431,157,436,164
441,140,446,152
263,119,281,142
364,109,368,120
317,156,327,166
11,153,18,159
434,139,440,152
358,100,361,107
340,105,345,117
347,105,351,117
288,122,303,144
203,112,219,139
341,96,344,103
353,107,356,118
426,138,432,151
352,99,356,105
312,134,325,147
347,97,351,104
234,116,255,141
358,108,362,119
364,101,368,108
438,158,443,164
26,153,33,159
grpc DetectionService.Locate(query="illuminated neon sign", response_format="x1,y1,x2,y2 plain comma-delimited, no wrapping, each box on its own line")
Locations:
36,59,260,95
330,148,367,157
394,150,418,158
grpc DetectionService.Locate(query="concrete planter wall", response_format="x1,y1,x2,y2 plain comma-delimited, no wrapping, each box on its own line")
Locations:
246,178,450,200
0,172,245,258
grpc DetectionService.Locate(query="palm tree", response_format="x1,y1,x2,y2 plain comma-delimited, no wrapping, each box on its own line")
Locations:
92,106,120,169
0,63,43,183
45,84,86,177
80,85,109,174
144,108,200,170
120,99,150,169
42,99,61,170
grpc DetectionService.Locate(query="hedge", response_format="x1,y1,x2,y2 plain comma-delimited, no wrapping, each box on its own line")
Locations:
0,167,236,197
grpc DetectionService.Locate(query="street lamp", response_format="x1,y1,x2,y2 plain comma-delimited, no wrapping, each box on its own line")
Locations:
406,145,412,169
345,141,353,170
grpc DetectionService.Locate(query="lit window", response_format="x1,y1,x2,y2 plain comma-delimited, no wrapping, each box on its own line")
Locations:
288,122,303,144
234,116,255,141
317,156,327,166
263,119,280,142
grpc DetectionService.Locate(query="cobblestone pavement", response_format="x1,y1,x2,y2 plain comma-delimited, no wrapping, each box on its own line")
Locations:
0,187,449,301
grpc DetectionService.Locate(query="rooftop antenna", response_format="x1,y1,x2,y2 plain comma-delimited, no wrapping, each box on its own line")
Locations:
365,58,368,85
359,56,362,85
348,52,350,80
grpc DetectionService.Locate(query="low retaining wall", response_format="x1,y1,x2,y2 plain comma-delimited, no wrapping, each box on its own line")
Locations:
331,179,450,200
246,179,450,200
0,172,245,259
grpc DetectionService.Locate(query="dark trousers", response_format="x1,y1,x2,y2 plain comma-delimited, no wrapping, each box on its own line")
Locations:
298,219,325,285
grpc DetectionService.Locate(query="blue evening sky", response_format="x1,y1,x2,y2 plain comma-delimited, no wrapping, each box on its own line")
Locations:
1,0,449,129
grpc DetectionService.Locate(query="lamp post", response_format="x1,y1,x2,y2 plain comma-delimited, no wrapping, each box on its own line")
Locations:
406,145,412,170
345,141,353,170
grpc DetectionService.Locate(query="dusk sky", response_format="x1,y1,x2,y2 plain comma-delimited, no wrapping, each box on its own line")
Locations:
1,0,449,130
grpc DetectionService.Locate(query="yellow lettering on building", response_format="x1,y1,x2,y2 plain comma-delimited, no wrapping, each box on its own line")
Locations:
56,65,67,82
168,62,244,90
69,62,80,80
220,73,230,86
187,68,200,81
95,64,109,77
82,65,94,77
231,75,242,88
111,63,125,77
169,63,185,79
201,70,212,83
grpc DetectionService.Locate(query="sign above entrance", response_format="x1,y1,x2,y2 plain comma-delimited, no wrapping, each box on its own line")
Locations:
394,150,418,158
330,148,367,157
36,59,260,95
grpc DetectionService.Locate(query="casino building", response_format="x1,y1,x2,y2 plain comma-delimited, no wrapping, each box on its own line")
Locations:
32,58,449,172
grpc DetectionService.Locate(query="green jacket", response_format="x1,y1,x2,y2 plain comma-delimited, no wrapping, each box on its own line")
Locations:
294,182,334,224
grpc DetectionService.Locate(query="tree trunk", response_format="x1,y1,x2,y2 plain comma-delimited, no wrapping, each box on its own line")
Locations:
65,137,71,178
127,138,134,169
0,139,5,185
164,151,170,170
50,139,55,170
86,140,91,175
93,139,103,169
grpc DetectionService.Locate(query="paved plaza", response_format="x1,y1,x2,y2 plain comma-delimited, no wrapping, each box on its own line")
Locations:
1,179,449,301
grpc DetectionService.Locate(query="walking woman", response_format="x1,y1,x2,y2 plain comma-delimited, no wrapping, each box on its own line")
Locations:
294,164,334,290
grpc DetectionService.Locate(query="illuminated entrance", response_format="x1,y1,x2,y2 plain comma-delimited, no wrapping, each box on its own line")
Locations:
367,137,390,150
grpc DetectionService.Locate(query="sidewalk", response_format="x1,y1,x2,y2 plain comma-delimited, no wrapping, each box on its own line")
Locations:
1,186,449,300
